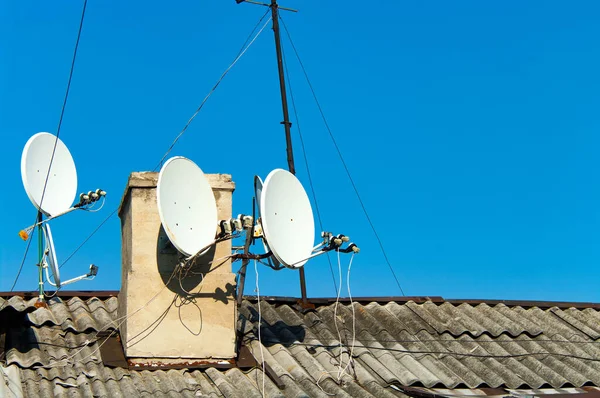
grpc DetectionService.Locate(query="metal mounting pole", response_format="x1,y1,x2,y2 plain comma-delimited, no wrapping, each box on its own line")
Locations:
35,211,46,307
237,227,254,306
271,0,295,176
270,0,309,306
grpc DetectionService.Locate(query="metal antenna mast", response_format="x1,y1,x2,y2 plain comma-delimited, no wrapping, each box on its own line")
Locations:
270,0,295,176
269,0,311,307
235,0,310,306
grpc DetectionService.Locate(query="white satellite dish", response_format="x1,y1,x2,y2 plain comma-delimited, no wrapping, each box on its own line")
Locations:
21,132,77,216
157,156,218,257
260,169,315,268
43,223,61,288
254,175,281,268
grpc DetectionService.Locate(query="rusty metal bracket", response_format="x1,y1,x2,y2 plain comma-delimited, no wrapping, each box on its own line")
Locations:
296,297,315,311
97,331,128,368
34,299,48,309
236,225,257,307
236,344,258,368
232,252,273,261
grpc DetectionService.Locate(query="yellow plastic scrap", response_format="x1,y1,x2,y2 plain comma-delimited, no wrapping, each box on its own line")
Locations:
19,230,29,241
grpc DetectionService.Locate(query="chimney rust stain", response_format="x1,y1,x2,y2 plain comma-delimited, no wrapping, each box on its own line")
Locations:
127,358,235,371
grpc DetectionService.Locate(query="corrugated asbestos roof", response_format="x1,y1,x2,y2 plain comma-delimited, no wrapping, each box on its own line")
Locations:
2,294,600,397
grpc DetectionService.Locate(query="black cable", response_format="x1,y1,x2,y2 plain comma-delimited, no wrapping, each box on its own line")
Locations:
55,0,88,151
176,295,203,336
235,8,271,60
59,208,116,269
11,0,88,291
126,256,210,347
279,15,406,296
126,294,177,348
122,265,181,348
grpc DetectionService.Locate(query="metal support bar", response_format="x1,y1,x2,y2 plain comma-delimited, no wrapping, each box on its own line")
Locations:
241,0,297,12
298,267,308,304
20,206,79,241
236,226,255,306
271,0,295,176
232,251,272,261
35,212,46,307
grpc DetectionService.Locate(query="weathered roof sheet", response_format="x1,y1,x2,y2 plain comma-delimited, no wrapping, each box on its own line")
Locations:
0,295,118,332
236,299,600,390
2,294,600,397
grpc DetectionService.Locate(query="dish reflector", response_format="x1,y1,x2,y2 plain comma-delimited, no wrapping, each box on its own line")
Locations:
260,169,315,268
44,223,61,288
254,175,281,268
21,132,77,216
157,157,218,257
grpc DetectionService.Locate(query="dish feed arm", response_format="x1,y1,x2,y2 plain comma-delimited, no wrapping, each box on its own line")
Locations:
44,264,98,288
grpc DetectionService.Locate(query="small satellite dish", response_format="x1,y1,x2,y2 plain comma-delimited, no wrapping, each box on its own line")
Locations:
21,132,77,216
43,223,61,288
260,169,315,268
157,156,218,257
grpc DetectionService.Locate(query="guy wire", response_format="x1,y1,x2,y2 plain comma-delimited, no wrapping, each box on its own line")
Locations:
281,34,338,296
279,15,406,296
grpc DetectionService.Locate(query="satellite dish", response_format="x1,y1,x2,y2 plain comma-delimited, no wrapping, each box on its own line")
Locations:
254,175,281,268
157,156,218,257
260,169,315,268
21,132,77,216
43,223,61,288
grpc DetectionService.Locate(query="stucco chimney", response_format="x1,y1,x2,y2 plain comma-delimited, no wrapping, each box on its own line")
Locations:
117,172,237,366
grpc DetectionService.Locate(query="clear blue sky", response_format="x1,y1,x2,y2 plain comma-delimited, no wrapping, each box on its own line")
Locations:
1,1,600,302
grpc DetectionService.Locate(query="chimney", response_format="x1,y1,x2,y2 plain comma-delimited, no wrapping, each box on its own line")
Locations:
117,172,237,366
